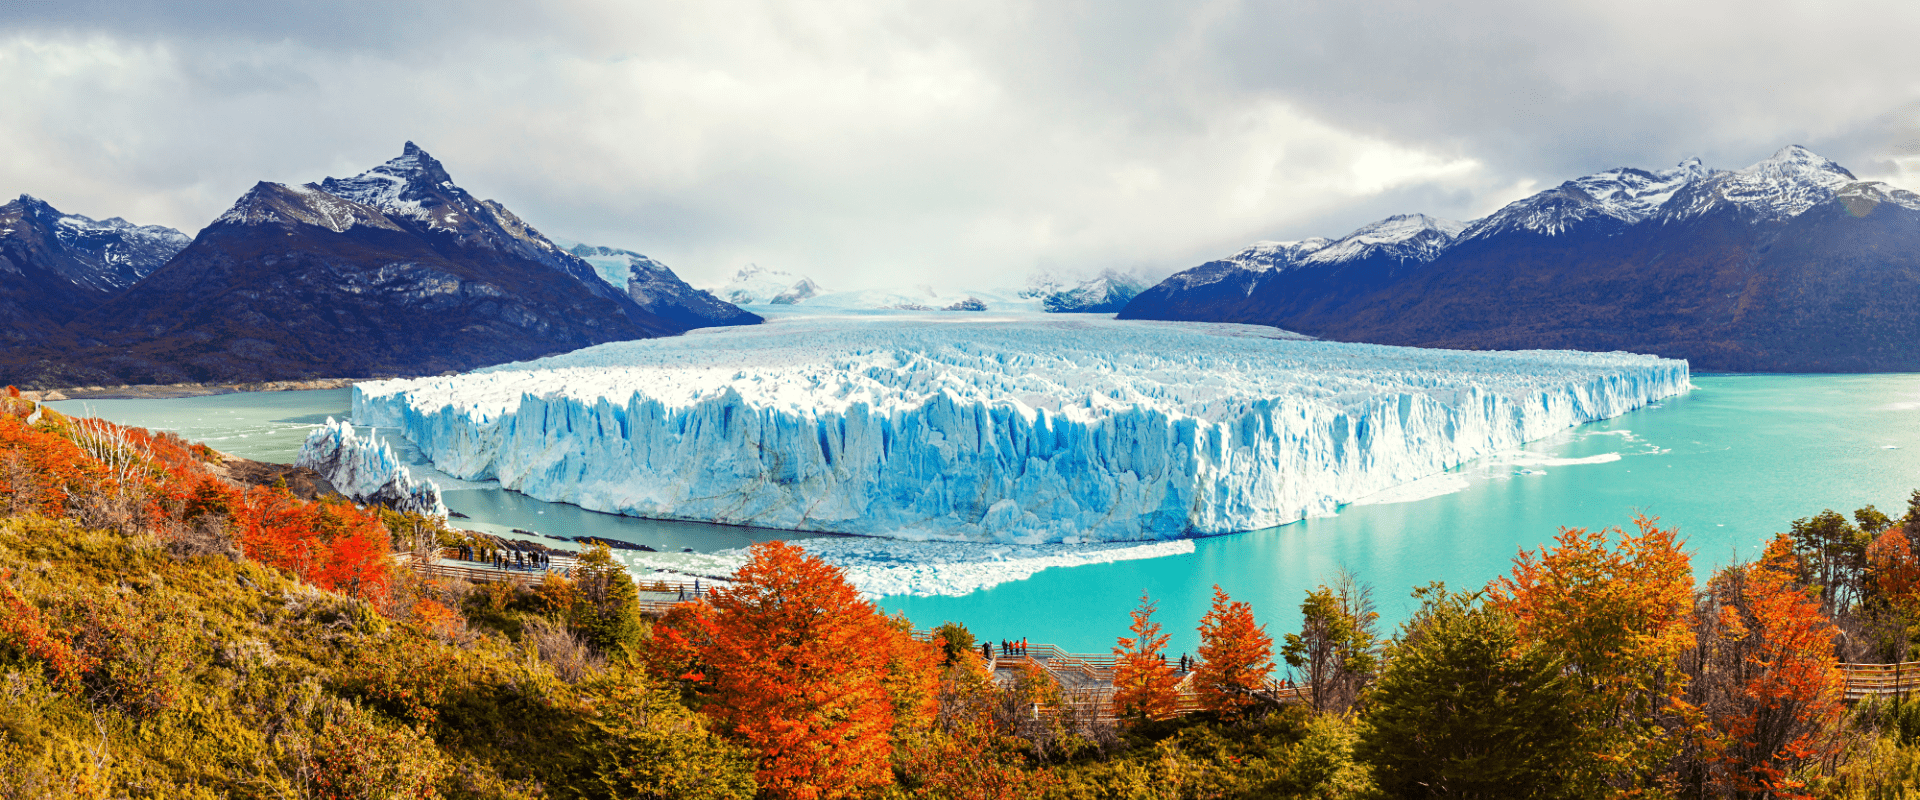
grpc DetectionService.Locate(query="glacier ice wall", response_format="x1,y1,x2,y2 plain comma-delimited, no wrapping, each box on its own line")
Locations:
296,417,448,518
352,314,1689,543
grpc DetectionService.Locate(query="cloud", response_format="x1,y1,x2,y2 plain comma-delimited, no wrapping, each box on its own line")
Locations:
3,0,1917,289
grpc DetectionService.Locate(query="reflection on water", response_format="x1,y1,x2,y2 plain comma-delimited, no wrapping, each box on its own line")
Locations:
51,374,1920,657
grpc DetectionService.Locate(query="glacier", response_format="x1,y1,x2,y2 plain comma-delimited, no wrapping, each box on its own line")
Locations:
296,417,448,518
351,312,1690,543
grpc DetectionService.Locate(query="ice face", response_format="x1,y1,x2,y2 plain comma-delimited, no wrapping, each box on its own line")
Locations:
296,417,448,518
352,313,1690,543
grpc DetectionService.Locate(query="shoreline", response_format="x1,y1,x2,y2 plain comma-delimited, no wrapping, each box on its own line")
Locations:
22,377,366,402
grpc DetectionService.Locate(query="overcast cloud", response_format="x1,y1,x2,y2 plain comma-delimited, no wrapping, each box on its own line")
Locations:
4,0,1918,289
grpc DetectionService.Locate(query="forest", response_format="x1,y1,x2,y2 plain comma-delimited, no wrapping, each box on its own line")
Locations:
1,387,1919,799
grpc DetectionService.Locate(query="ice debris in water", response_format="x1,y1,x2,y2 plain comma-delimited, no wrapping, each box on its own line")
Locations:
351,312,1690,543
618,537,1198,598
297,417,447,518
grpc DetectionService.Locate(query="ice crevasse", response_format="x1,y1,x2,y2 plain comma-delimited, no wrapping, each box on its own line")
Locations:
351,315,1690,543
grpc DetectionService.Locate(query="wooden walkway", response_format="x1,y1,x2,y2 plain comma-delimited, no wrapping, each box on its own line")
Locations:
1841,661,1920,701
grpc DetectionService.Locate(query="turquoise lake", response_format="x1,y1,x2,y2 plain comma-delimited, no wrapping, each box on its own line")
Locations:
52,373,1920,659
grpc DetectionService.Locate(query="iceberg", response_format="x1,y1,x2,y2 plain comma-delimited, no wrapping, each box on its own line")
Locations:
352,313,1690,543
296,417,448,518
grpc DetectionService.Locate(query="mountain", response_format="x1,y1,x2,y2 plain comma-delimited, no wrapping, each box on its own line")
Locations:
1021,269,1155,313
1121,146,1920,372
564,243,760,328
1,144,695,386
710,264,826,305
0,195,188,344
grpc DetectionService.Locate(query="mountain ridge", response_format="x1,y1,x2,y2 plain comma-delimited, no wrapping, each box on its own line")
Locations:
1120,145,1920,372
1,144,754,387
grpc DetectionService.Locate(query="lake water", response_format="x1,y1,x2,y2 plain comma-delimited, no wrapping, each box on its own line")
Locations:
52,374,1920,658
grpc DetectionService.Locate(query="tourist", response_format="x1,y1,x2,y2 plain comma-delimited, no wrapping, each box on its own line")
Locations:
982,642,993,660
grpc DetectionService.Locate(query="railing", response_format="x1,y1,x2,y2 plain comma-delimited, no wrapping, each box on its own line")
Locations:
1841,661,1920,701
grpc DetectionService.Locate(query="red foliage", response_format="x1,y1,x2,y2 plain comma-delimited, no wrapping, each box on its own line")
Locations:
0,570,94,691
1488,515,1695,701
1,409,393,602
1706,538,1846,797
1867,528,1920,617
1193,585,1274,718
664,540,937,800
1110,591,1181,722
232,486,392,601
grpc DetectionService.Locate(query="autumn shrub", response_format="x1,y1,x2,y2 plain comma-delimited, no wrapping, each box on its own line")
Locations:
1111,591,1180,724
308,701,452,800
569,665,758,800
1488,514,1695,792
1193,585,1276,720
654,540,943,799
524,615,604,684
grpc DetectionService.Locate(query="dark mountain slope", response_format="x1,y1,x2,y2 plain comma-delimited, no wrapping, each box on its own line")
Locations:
1122,148,1920,372
1,145,697,386
565,243,761,328
0,195,188,344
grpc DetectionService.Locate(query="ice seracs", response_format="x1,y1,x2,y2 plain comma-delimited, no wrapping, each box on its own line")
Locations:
353,312,1689,543
297,418,447,518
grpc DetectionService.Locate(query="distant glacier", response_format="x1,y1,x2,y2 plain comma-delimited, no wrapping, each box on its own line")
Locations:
351,313,1690,543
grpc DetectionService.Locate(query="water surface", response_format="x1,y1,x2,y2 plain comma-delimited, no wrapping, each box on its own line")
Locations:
55,374,1920,658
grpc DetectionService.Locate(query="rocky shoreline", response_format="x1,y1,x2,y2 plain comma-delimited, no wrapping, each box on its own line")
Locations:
21,377,366,402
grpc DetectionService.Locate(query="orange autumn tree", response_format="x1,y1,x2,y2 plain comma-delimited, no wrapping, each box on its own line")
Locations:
1193,585,1275,718
666,540,939,800
1110,591,1181,722
1487,514,1695,790
1695,536,1846,797
1867,526,1920,625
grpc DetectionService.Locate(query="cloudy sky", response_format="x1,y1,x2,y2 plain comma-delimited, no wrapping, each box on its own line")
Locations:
5,0,1919,290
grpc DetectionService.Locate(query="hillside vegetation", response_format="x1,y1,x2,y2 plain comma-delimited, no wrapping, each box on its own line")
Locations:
4,389,1920,798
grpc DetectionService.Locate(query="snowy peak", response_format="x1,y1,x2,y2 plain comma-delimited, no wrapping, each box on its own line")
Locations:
1462,158,1718,241
711,264,824,305
1660,144,1860,222
317,141,457,211
1021,268,1151,312
212,181,405,234
0,194,189,292
1302,213,1466,265
1223,238,1333,272
771,277,826,305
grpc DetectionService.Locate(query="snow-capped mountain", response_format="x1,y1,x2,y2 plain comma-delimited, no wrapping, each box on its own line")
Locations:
1458,160,1713,241
3,144,690,387
709,264,825,306
5,195,189,292
1218,214,1468,272
564,242,760,328
1022,269,1161,313
0,195,189,347
1124,145,1920,372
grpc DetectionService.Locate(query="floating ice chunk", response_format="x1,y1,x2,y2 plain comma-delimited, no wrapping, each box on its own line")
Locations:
1351,473,1471,506
296,417,447,517
353,313,1689,542
618,537,1197,598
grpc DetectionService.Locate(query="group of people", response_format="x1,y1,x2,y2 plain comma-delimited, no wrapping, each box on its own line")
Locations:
981,638,1031,660
455,544,553,572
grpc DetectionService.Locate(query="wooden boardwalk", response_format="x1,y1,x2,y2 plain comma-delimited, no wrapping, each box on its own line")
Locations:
1840,661,1920,701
